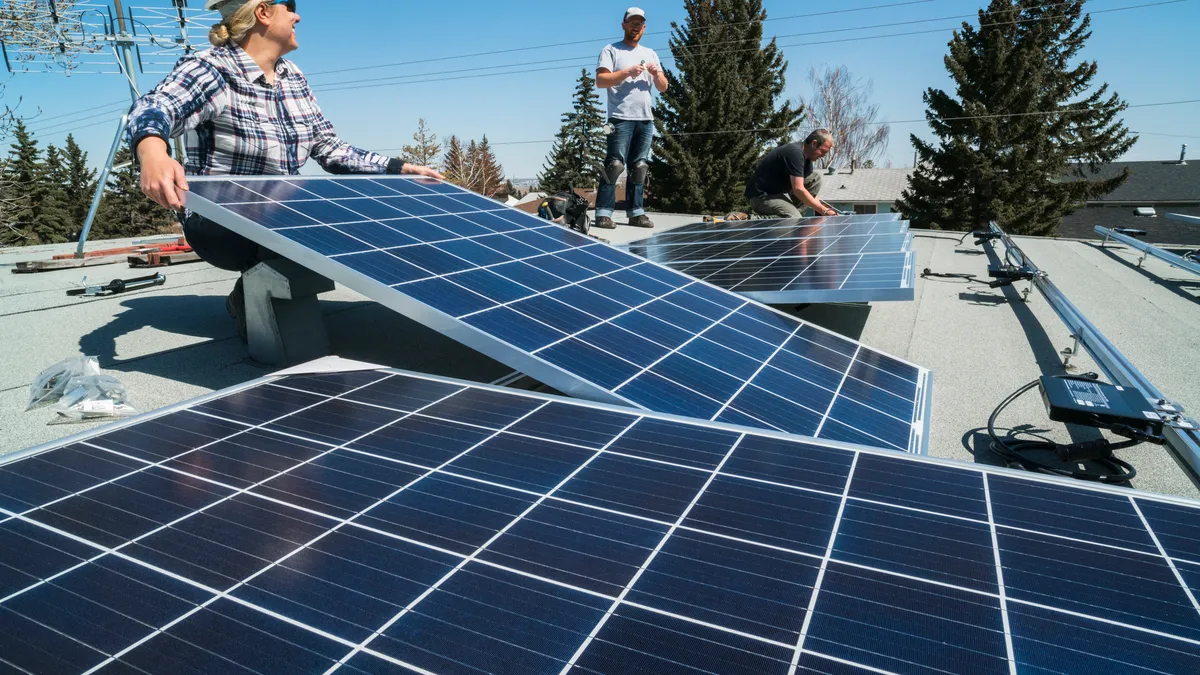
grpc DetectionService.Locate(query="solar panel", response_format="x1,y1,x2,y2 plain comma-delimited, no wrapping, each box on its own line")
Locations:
626,217,916,304
652,212,902,241
3,364,1199,675
185,176,931,454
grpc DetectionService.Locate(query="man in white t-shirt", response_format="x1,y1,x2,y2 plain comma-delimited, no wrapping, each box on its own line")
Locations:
594,6,668,229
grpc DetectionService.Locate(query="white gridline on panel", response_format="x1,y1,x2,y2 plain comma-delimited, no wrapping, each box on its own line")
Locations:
191,177,927,451
2,381,1200,667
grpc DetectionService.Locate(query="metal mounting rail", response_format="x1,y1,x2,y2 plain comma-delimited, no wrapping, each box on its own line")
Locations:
1096,226,1200,277
988,222,1200,483
1166,213,1200,225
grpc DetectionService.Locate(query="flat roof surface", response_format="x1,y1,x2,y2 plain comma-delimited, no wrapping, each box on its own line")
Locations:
3,214,1197,499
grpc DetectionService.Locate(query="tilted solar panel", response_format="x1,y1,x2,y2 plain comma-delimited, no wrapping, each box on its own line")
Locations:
186,176,930,453
626,215,907,247
627,217,916,304
2,366,1198,674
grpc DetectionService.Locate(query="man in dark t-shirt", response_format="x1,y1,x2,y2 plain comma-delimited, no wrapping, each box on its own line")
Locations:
745,129,837,218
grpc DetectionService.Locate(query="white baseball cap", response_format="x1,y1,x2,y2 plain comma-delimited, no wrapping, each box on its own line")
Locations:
624,7,646,21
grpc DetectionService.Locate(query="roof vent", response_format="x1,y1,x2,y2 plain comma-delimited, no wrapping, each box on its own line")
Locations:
1134,207,1157,217
1181,144,1188,165
826,166,837,176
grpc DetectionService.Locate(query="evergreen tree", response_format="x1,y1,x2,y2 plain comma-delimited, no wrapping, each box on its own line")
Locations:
896,0,1135,235
33,143,73,243
0,120,39,245
93,147,176,240
651,0,803,213
443,135,468,187
538,69,606,193
401,118,441,170
63,134,97,231
474,135,503,197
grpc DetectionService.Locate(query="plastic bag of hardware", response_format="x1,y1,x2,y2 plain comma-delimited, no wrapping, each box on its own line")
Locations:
50,375,137,421
26,356,102,411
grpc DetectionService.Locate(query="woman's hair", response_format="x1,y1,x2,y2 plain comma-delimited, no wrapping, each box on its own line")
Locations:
209,0,268,48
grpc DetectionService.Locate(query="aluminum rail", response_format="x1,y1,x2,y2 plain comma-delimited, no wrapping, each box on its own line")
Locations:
989,222,1200,482
1166,213,1200,225
1096,226,1200,277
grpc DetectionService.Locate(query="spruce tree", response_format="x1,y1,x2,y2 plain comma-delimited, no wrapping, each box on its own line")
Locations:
651,0,803,214
896,0,1135,235
63,134,97,231
0,120,39,245
33,143,73,243
538,69,606,194
443,135,467,187
474,135,503,197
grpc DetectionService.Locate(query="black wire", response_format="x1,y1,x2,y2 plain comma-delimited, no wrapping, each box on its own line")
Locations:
987,378,1138,483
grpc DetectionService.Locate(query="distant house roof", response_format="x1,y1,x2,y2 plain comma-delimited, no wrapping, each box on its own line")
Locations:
821,167,912,203
514,192,546,206
1058,205,1200,245
1069,160,1200,203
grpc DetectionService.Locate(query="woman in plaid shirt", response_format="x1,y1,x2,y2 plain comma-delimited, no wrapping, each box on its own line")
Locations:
130,0,441,339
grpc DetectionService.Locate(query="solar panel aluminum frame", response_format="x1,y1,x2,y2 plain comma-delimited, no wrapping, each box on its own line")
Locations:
990,223,1200,485
183,176,934,455
1096,226,1200,277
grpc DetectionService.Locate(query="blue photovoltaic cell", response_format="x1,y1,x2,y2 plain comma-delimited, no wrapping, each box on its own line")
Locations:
185,175,930,454
626,215,915,303
5,368,1200,675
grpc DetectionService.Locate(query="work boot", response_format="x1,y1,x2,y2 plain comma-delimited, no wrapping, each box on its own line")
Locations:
628,214,655,228
593,216,616,229
226,277,248,344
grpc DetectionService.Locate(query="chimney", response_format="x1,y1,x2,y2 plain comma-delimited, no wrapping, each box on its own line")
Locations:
1181,144,1188,165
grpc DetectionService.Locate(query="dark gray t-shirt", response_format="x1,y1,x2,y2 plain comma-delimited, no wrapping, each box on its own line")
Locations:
745,142,814,199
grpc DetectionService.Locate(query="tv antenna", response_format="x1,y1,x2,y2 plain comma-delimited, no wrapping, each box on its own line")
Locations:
0,1,216,257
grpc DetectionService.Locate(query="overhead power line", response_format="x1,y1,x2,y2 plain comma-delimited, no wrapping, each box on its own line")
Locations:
313,0,1188,95
304,0,945,78
475,99,1200,147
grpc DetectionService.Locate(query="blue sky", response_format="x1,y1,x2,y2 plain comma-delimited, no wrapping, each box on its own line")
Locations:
7,0,1198,178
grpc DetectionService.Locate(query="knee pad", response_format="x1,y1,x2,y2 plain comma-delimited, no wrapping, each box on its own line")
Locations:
629,161,649,185
601,158,625,185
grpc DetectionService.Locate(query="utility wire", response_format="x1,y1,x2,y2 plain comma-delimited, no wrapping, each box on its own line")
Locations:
477,99,1200,147
304,0,945,78
314,0,1188,94
309,0,1093,88
23,0,1193,140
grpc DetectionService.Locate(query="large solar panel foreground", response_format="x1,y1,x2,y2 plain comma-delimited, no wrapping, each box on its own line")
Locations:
626,214,916,303
185,176,931,454
3,363,1200,675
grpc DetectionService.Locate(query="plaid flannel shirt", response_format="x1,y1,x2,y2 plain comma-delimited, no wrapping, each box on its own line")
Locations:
127,45,389,176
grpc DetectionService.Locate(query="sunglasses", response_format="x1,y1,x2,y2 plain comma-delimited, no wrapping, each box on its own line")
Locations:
268,0,296,12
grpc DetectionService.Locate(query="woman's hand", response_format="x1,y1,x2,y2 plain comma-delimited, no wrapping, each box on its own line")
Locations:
137,136,189,211
402,163,445,180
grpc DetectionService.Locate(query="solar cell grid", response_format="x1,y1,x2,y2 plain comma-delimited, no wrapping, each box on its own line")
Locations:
186,176,930,453
625,216,915,305
2,368,1200,674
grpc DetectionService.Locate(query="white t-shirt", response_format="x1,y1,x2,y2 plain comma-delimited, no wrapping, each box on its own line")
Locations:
596,42,661,121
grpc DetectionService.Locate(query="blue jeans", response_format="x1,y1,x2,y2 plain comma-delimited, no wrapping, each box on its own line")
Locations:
597,118,653,219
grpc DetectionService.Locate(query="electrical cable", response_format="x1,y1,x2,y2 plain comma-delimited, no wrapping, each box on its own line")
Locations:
987,377,1139,483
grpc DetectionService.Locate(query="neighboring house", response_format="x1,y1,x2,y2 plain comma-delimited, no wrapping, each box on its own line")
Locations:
1058,155,1200,244
809,167,912,216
